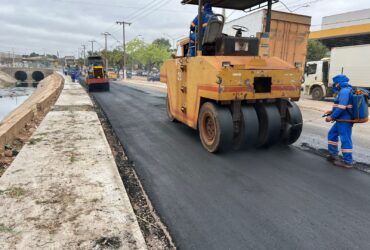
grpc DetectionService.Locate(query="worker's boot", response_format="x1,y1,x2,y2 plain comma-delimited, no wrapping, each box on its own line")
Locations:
333,159,353,169
326,154,339,162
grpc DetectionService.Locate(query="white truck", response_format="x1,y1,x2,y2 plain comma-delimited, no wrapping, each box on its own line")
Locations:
304,44,370,100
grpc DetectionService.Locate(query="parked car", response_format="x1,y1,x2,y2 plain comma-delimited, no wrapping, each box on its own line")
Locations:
147,72,160,82
126,71,132,79
107,68,118,80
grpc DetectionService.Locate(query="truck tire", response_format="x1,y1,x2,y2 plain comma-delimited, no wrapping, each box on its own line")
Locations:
311,86,324,100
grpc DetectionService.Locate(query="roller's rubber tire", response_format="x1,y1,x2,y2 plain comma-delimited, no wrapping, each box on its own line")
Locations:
311,86,324,100
255,103,282,147
105,83,110,91
198,102,233,153
166,95,176,122
233,106,259,150
281,101,303,145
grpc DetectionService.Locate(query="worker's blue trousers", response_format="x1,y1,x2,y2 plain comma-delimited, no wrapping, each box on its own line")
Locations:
328,122,353,164
189,43,196,57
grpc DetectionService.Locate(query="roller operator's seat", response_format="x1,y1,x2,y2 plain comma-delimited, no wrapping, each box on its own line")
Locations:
202,14,225,55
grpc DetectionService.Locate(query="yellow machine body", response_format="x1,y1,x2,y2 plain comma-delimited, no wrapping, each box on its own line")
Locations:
92,66,105,79
161,56,302,129
161,0,308,152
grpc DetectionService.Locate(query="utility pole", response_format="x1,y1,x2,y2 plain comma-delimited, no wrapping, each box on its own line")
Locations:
116,21,131,80
12,48,15,68
81,44,87,66
102,32,111,73
89,40,96,54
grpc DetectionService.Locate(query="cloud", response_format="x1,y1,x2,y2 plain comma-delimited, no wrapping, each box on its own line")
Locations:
0,0,369,57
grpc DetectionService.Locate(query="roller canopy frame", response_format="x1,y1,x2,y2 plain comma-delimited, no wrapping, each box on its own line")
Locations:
186,0,277,54
181,0,279,12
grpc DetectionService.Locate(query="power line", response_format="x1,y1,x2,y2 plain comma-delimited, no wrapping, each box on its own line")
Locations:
129,0,173,23
275,0,324,11
110,33,122,44
51,0,191,13
124,0,162,22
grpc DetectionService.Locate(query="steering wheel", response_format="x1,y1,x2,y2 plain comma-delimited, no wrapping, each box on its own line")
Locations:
232,25,249,32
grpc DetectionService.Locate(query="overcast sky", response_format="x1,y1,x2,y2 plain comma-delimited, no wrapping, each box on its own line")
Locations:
1,0,369,57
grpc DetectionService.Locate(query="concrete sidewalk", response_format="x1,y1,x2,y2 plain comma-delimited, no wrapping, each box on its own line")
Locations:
0,77,146,249
118,78,166,93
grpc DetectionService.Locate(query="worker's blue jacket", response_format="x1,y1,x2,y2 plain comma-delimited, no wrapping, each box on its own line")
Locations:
189,3,213,56
190,3,214,34
328,74,354,164
330,75,353,121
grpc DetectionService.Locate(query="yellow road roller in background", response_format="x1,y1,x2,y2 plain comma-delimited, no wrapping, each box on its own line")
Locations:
160,0,311,153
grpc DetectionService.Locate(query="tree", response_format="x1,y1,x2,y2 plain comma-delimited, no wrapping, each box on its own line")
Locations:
307,40,329,61
46,54,58,59
126,39,146,69
123,38,171,70
29,52,39,57
153,38,171,50
106,49,123,68
143,43,171,70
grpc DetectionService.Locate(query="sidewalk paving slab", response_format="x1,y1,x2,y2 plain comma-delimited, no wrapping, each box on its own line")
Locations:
0,77,147,250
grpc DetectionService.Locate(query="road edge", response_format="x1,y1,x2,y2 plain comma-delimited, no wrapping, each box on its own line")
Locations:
89,89,176,249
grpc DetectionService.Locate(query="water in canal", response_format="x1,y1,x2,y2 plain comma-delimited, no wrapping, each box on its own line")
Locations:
0,88,34,121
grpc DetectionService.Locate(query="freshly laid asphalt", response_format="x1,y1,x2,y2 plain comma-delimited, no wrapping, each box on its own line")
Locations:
93,82,370,250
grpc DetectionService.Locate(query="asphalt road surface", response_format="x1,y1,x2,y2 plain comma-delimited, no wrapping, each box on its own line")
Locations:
93,82,370,250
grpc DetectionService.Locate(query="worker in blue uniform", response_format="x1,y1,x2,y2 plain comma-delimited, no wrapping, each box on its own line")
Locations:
325,74,353,169
189,2,214,56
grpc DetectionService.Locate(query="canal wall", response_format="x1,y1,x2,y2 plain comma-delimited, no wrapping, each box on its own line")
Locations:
0,73,64,153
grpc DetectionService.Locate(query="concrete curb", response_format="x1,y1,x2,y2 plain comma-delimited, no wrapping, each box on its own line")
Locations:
0,73,64,153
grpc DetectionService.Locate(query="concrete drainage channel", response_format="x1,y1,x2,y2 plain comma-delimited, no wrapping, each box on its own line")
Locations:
88,92,176,250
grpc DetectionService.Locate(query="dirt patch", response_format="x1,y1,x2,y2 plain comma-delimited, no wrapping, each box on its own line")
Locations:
0,186,27,198
0,223,15,233
90,94,175,249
